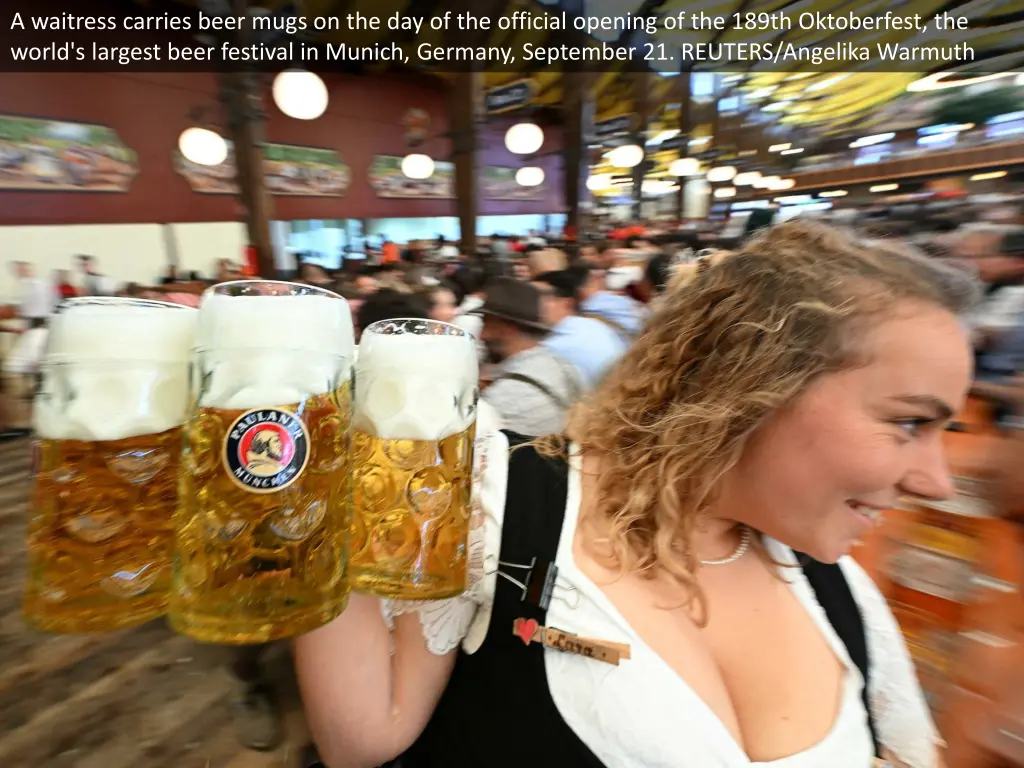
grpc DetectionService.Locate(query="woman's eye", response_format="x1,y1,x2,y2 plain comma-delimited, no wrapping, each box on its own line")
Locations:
893,418,931,437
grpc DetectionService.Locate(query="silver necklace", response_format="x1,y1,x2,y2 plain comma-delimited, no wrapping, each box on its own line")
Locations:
700,526,752,566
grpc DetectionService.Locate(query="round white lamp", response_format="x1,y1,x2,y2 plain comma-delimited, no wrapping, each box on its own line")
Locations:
272,69,328,120
607,143,644,168
586,173,612,191
713,186,737,199
178,127,228,166
734,171,762,186
505,122,544,154
706,165,737,183
669,157,700,177
515,166,545,187
401,153,435,180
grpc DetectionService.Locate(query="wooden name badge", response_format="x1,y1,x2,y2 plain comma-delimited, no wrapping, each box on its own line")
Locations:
513,618,631,666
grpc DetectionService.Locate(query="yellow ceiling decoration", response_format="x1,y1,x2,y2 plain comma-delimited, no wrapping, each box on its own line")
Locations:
146,0,1022,142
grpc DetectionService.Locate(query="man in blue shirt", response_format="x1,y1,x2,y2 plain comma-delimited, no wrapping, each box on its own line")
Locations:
534,267,633,388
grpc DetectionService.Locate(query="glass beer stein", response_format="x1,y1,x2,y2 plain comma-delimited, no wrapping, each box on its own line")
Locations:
170,281,354,644
24,297,198,632
350,318,478,599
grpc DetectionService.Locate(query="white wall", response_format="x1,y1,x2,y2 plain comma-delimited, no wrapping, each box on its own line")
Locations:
0,221,248,301
169,221,247,278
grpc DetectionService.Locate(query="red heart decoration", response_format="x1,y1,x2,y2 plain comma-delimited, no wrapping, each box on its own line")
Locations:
516,618,538,645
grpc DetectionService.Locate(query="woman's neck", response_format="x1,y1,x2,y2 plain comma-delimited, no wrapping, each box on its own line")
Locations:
577,453,747,568
692,516,747,565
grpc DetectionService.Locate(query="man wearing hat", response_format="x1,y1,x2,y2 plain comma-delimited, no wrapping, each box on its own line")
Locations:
479,277,584,436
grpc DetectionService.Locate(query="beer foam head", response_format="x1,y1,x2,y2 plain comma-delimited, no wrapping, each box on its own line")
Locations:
34,299,199,441
355,322,478,441
196,287,355,410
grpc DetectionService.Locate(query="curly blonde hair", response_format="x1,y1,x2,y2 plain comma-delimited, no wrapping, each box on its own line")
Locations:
540,220,978,620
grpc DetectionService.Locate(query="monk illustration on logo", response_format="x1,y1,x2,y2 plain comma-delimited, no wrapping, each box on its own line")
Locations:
244,429,286,477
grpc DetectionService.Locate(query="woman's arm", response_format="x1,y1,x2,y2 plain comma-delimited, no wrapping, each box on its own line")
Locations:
294,594,458,768
295,424,509,768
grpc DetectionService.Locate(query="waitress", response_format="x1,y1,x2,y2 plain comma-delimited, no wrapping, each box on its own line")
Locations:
295,221,968,767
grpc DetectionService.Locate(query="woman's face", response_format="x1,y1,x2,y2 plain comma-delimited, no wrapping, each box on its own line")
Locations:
717,304,973,563
430,289,457,324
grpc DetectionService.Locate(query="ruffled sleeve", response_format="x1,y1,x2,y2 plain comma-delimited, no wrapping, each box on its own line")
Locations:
384,401,509,656
839,558,942,768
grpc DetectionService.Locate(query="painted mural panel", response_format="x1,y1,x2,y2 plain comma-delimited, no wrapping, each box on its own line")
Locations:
0,115,138,192
175,143,350,197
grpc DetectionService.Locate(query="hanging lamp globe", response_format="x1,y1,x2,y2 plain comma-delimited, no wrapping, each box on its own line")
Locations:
607,143,644,168
504,122,544,154
515,166,545,187
178,126,228,166
401,153,435,179
669,157,700,177
272,69,329,120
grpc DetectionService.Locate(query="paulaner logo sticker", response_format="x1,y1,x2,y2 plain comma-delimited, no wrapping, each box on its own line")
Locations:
223,408,309,494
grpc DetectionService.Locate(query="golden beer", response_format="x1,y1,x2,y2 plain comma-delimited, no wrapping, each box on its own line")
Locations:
25,429,181,632
169,280,355,644
350,318,478,599
23,297,197,633
350,425,475,599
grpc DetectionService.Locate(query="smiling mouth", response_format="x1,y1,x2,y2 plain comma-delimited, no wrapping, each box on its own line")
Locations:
847,501,886,522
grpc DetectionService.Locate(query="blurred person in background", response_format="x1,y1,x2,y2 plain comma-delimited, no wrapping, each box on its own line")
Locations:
353,268,380,297
10,260,57,328
478,277,583,435
581,263,645,343
53,269,77,301
355,289,430,343
527,248,568,278
420,281,459,325
534,267,630,388
77,254,116,296
633,252,675,305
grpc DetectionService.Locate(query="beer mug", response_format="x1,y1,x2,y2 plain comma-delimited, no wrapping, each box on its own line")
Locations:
351,319,478,599
24,297,198,632
170,280,354,644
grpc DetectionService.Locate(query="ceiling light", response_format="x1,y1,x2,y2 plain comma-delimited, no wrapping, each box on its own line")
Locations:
608,143,644,168
819,190,848,197
642,179,677,195
870,183,898,192
648,129,680,145
775,194,813,204
850,132,895,148
734,171,762,186
516,166,545,186
769,143,792,152
706,166,737,182
780,148,804,155
178,127,228,166
970,170,1007,181
669,157,700,177
770,178,796,190
505,122,545,154
754,175,779,189
272,70,328,120
713,187,737,199
908,72,1015,92
586,173,612,191
805,74,850,92
401,153,435,179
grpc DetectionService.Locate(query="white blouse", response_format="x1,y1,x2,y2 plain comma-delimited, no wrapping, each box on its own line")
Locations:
387,428,941,768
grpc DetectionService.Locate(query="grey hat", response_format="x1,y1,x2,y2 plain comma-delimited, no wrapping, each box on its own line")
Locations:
480,277,550,332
